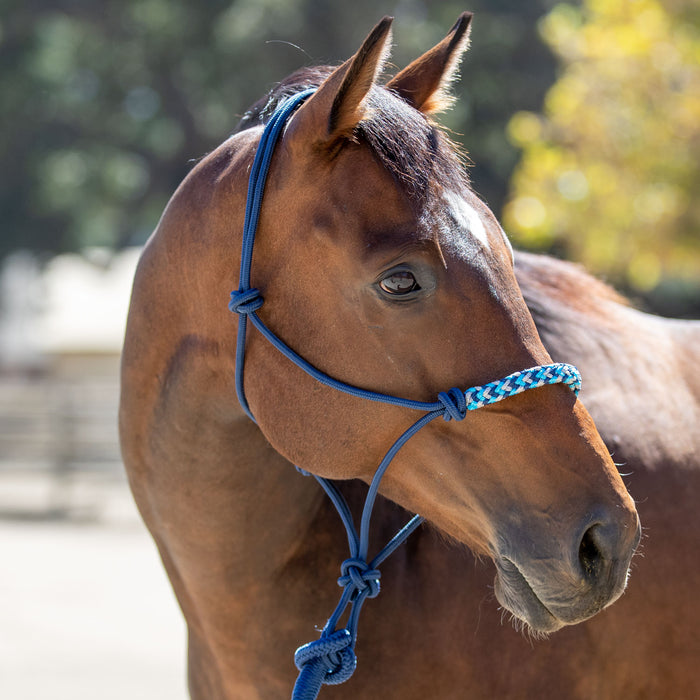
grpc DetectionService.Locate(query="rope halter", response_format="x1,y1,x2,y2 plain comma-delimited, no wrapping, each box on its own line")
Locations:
229,89,582,700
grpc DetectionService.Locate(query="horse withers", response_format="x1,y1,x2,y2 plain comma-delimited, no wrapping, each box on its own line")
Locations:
119,14,640,698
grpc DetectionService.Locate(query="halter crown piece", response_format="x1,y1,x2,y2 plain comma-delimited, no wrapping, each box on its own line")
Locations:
229,90,582,700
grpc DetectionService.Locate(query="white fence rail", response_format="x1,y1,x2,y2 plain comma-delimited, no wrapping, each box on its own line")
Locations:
0,355,125,519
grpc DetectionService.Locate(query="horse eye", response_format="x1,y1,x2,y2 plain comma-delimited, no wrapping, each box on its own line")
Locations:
379,270,421,295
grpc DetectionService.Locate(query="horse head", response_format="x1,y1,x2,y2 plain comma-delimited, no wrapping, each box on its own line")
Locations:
145,14,640,636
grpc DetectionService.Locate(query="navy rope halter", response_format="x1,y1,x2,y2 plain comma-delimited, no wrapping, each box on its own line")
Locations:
229,90,582,700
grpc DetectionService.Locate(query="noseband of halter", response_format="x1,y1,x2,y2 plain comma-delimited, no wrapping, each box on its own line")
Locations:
229,90,582,700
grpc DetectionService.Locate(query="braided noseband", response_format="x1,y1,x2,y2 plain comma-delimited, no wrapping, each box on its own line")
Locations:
229,90,582,700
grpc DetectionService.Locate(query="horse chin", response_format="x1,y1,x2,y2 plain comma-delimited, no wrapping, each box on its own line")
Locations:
493,558,566,635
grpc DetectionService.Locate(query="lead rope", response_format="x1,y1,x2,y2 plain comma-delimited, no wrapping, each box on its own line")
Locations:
228,90,582,700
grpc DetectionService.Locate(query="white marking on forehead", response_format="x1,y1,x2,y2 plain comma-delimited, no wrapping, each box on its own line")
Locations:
443,190,490,250
500,223,515,263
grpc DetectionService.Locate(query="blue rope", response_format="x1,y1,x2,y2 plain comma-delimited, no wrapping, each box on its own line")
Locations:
233,88,316,420
228,90,582,700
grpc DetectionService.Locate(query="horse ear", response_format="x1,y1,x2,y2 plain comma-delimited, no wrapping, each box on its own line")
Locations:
386,12,473,115
287,16,393,146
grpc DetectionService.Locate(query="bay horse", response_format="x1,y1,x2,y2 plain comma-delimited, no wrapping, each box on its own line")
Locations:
120,15,640,699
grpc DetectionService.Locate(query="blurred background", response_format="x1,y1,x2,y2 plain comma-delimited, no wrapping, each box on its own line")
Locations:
0,0,697,697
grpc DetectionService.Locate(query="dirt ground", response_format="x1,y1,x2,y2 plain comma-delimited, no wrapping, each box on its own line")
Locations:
0,469,188,700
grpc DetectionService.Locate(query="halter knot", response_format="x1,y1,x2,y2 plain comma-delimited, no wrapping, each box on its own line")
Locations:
438,387,468,421
294,629,357,686
229,287,264,315
337,557,381,599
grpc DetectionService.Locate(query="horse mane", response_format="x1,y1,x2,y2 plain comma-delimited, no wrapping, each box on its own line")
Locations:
514,250,632,353
234,66,469,202
514,251,629,315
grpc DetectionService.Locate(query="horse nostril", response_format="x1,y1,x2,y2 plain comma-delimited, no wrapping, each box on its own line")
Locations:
578,524,605,579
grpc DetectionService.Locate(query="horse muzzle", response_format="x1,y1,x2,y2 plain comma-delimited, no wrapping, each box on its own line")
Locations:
493,512,642,633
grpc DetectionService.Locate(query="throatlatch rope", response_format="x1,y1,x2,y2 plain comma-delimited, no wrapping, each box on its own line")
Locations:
228,90,582,700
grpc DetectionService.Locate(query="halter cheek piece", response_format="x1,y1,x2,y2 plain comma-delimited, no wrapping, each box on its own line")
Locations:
229,90,581,700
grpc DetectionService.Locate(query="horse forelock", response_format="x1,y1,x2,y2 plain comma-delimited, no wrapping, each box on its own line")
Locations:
235,66,469,203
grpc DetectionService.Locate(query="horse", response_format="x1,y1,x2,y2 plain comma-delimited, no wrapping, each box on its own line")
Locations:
119,15,641,699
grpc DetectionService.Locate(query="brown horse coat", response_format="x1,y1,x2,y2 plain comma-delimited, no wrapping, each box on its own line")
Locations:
118,17,657,699
122,250,699,699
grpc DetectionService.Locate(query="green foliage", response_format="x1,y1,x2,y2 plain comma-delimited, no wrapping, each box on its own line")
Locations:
0,0,559,258
504,0,700,294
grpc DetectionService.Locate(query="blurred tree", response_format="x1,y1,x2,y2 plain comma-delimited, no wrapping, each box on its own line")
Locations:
504,0,700,300
0,0,560,258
